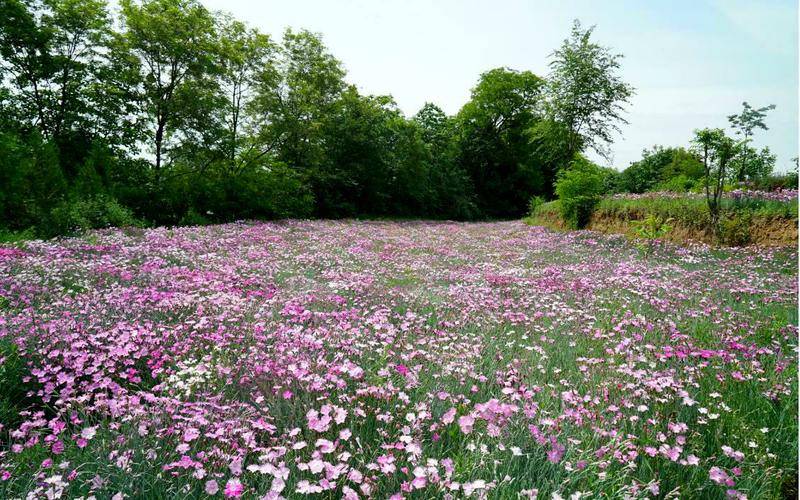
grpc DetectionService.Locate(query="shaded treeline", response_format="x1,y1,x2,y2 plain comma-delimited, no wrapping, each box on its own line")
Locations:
0,0,632,235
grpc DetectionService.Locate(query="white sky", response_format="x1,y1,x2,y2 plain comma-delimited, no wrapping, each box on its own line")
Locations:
197,0,798,171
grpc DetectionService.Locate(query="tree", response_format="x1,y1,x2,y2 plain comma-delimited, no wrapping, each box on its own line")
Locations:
252,29,346,176
693,128,739,239
119,0,219,174
619,146,703,193
729,145,775,183
0,0,123,167
554,157,605,229
456,67,545,217
215,16,275,173
546,19,634,161
414,103,476,218
727,102,775,182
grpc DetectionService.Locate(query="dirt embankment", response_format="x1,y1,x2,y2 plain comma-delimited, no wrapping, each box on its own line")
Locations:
531,212,798,247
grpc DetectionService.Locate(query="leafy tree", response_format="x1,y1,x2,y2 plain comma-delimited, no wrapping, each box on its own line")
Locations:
119,0,220,174
693,128,739,238
0,0,128,171
414,103,476,218
252,29,346,176
456,67,545,217
315,88,399,216
727,102,776,182
620,146,703,193
729,145,775,183
214,16,275,173
546,20,634,161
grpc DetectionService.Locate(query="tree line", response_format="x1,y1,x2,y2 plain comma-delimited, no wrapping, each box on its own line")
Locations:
0,0,634,236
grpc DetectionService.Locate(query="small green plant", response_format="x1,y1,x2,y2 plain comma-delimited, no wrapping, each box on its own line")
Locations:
719,211,752,246
632,213,673,256
527,195,545,217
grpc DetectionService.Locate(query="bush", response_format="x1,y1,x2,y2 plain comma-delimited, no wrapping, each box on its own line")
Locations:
555,162,604,229
46,195,141,236
719,211,752,246
528,195,545,216
179,208,211,227
654,174,698,192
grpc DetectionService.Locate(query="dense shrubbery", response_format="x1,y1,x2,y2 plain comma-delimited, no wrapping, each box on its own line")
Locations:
554,157,606,228
46,196,141,237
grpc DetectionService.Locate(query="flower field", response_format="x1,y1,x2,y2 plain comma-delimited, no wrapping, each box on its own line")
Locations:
0,221,797,499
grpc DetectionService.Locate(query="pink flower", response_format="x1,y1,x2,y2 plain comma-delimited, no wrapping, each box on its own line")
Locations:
229,457,242,476
458,415,475,434
224,478,244,498
547,443,565,464
395,364,410,376
51,440,65,454
442,408,456,425
183,427,200,442
316,438,335,453
205,480,219,495
710,467,734,486
411,475,427,489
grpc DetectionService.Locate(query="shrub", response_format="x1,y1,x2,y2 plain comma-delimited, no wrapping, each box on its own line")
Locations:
655,174,697,192
46,195,141,236
632,213,673,256
528,195,545,216
555,162,604,229
179,208,211,227
719,211,752,246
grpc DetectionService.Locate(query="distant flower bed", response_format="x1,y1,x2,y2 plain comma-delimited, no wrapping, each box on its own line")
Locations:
609,189,798,203
726,188,798,203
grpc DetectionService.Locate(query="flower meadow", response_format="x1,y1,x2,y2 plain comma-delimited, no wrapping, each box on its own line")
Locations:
0,220,796,499
609,190,799,204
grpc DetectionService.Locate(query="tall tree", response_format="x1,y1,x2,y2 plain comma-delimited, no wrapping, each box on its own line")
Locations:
252,29,345,175
119,0,219,174
727,102,776,182
215,16,275,173
0,0,114,149
546,19,634,161
456,67,545,217
414,103,476,218
693,128,739,238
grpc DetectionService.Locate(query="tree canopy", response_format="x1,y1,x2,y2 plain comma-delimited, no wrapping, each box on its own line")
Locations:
0,4,643,235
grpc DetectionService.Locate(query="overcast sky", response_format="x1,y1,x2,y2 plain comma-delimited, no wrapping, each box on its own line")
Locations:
198,0,798,171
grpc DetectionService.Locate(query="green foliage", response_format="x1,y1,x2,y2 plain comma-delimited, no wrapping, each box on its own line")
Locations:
632,213,672,256
727,101,776,182
718,211,752,246
0,338,33,429
729,145,776,182
693,128,740,240
178,207,210,227
0,4,641,233
47,195,140,236
654,174,698,192
456,67,546,217
620,146,704,193
546,20,634,160
528,195,545,216
555,159,605,229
